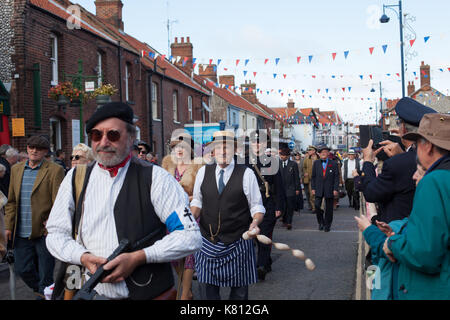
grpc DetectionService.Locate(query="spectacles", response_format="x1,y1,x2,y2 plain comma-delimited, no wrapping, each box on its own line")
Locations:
89,129,121,142
71,155,85,161
138,149,147,154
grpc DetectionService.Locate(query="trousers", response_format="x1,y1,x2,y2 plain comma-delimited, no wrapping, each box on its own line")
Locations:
314,197,334,228
257,201,276,269
198,282,248,300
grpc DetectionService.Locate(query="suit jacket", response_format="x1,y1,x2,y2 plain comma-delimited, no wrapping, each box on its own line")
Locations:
343,158,361,181
4,159,64,243
279,159,301,198
311,159,340,198
361,148,417,223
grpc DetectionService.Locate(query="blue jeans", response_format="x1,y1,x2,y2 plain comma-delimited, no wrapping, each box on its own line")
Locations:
14,236,55,294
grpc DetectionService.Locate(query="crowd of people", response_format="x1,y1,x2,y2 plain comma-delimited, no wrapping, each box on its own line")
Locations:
0,97,448,301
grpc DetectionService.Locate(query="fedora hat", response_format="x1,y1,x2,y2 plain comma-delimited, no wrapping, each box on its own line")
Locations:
317,144,331,153
403,113,450,151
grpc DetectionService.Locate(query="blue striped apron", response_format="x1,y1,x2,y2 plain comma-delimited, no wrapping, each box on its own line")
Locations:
195,236,257,287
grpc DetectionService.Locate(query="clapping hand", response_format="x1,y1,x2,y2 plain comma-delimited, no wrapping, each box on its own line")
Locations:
354,215,371,232
376,221,396,237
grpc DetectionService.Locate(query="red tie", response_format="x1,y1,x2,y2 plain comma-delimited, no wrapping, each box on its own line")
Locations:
98,153,132,177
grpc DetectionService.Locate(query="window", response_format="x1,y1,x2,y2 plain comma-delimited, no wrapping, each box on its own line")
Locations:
97,52,103,87
173,91,178,122
241,114,246,130
232,113,237,126
188,96,193,121
151,82,159,120
125,62,133,101
339,136,343,145
50,117,61,152
50,34,58,85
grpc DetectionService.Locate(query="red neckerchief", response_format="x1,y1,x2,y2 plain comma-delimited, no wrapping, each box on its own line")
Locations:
98,153,132,177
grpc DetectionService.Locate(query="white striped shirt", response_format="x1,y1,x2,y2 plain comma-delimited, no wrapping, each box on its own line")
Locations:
46,160,202,299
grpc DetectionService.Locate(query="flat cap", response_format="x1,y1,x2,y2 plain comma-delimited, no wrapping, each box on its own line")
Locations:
395,97,437,127
86,102,134,133
27,135,50,150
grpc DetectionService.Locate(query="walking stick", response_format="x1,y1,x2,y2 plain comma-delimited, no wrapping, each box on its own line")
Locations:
175,258,186,300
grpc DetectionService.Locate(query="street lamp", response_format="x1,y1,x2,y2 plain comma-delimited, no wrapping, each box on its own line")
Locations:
380,0,405,98
369,82,383,126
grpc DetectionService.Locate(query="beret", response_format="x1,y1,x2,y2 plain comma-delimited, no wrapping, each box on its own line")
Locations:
86,102,134,133
395,97,437,127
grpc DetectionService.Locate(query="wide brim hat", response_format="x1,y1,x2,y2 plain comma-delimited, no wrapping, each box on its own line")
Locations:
307,145,317,151
317,145,331,153
169,132,193,149
395,97,437,127
402,113,450,151
348,150,356,155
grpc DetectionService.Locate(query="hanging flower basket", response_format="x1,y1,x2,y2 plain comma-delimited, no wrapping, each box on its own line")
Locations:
89,84,118,108
56,95,70,106
95,94,112,106
70,98,81,108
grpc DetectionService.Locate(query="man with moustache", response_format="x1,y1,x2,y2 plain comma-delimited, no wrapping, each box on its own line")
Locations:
46,102,202,300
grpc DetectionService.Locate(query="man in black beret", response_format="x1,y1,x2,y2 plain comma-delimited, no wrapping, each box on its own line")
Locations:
360,97,437,223
46,102,202,300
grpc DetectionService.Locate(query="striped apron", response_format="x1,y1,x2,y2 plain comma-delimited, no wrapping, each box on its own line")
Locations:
195,236,257,287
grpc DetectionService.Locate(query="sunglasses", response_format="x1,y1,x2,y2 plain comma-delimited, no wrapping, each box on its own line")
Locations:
71,155,85,161
138,149,147,154
89,129,121,142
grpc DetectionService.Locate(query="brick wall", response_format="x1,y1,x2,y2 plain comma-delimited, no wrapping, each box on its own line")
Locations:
0,0,15,84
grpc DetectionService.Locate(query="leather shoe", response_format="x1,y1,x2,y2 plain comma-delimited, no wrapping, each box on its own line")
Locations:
324,227,330,232
318,224,324,231
257,267,267,281
286,224,292,230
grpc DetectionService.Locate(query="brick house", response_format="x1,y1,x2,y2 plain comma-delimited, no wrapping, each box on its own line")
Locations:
1,0,211,163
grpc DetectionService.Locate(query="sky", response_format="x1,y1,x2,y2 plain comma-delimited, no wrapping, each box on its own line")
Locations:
73,0,450,125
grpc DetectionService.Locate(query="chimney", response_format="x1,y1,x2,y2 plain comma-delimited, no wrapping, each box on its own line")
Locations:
171,36,193,75
219,75,235,90
95,0,124,30
198,64,217,84
407,81,416,96
420,61,431,89
240,80,258,104
54,0,71,7
287,98,295,109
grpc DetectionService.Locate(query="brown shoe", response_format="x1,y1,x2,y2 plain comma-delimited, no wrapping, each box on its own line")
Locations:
287,224,292,230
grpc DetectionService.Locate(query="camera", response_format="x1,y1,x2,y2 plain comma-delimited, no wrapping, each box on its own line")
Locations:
358,125,405,161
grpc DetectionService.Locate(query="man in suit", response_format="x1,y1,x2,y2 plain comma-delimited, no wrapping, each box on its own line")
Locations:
4,135,64,299
342,150,361,210
311,145,340,232
279,146,301,230
361,97,437,223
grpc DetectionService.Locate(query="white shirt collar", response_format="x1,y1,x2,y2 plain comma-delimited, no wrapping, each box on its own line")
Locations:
216,158,235,175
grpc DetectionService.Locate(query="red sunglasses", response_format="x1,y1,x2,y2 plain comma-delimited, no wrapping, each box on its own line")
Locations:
89,129,121,142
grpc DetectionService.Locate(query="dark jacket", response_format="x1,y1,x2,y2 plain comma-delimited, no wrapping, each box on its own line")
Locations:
0,157,11,197
343,158,360,181
361,149,416,223
279,159,301,198
311,159,340,198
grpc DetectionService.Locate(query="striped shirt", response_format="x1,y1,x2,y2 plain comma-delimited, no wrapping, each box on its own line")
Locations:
18,161,43,238
45,159,202,299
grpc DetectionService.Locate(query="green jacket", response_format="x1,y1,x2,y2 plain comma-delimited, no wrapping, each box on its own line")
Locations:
388,157,450,300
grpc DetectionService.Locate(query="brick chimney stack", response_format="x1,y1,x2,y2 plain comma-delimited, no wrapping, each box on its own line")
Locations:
241,80,258,104
287,98,295,109
171,36,193,75
95,0,124,30
198,64,217,84
407,81,416,96
219,75,235,90
420,61,431,89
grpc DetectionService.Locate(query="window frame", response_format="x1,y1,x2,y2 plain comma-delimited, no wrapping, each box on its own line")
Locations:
50,34,58,86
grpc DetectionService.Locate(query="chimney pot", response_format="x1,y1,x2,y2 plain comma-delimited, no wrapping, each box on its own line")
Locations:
175,37,178,43
187,36,190,42
181,37,184,43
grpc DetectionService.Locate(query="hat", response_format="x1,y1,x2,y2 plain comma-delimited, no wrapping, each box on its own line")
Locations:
27,135,50,150
85,102,134,133
170,132,193,149
137,140,151,152
402,113,450,151
317,144,331,153
307,145,317,151
348,150,356,155
395,97,437,127
211,131,236,146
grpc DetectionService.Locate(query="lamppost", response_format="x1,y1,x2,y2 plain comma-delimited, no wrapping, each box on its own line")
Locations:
370,81,383,126
380,0,405,98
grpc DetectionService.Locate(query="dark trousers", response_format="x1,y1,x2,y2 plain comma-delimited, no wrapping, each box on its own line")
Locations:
303,183,312,209
345,179,359,209
199,283,248,300
14,236,55,294
257,203,276,269
282,196,297,225
315,197,334,229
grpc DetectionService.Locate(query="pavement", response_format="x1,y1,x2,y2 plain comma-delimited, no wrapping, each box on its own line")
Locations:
0,197,361,300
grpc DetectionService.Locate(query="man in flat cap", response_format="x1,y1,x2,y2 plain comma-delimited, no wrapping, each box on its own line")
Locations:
361,97,437,223
311,145,340,232
190,130,265,300
46,102,202,300
383,113,450,299
4,135,65,299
